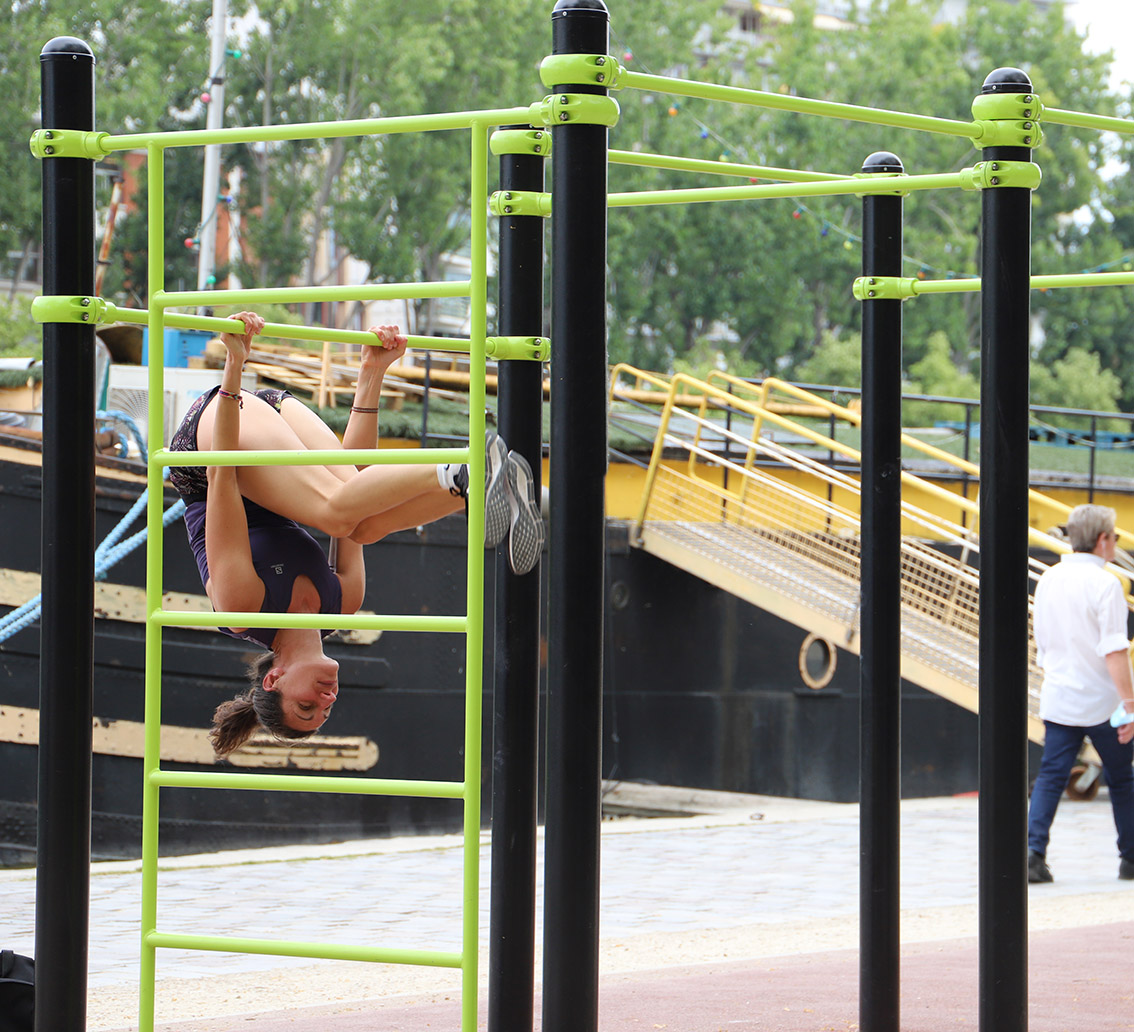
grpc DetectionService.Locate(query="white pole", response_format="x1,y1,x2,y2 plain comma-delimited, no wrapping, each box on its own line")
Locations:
226,165,243,291
196,0,228,304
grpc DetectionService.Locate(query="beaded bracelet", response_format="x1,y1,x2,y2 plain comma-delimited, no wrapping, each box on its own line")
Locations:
351,405,379,414
217,388,243,408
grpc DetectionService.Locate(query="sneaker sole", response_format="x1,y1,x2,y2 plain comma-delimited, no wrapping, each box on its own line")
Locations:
505,450,544,576
484,432,510,549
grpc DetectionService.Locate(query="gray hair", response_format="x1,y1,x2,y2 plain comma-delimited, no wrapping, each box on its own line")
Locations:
1065,504,1116,553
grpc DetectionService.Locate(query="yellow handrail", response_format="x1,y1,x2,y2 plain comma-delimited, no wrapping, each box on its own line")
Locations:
611,365,1134,599
709,371,1134,554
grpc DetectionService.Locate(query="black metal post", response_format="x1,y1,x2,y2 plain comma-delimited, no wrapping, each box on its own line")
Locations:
488,125,547,1032
421,353,432,447
542,4,609,1032
962,405,973,528
1088,415,1097,502
858,151,904,1032
36,36,97,1032
977,67,1034,1032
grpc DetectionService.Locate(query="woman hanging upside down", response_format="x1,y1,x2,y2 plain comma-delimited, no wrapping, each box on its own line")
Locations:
167,312,543,758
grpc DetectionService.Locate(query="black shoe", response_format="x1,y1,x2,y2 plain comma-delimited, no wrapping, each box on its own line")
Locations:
1120,858,1134,881
1028,850,1053,884
449,464,469,500
503,450,544,576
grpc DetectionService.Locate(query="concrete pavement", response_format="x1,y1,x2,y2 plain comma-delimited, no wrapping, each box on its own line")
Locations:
3,787,1133,1029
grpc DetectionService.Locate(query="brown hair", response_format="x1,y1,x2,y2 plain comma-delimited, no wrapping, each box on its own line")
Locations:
209,651,317,758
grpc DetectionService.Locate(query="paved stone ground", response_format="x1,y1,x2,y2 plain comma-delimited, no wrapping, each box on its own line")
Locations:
4,790,1134,1029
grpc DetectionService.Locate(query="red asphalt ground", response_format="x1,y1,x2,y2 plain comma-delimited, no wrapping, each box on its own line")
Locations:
136,920,1134,1032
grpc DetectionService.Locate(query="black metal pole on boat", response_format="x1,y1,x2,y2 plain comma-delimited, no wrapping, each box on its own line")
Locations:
858,151,904,1032
976,67,1034,1032
36,36,97,1032
488,124,547,1032
1088,415,1097,503
542,4,609,1032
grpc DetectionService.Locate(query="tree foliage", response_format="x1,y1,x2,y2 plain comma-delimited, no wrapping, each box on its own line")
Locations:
4,0,1134,415
604,0,1125,401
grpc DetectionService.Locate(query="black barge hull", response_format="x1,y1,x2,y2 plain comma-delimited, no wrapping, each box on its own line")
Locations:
0,430,984,865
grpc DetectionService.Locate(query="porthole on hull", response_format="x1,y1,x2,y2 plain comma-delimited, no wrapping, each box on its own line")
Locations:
799,632,837,690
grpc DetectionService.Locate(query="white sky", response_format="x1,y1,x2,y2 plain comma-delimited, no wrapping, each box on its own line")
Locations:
1067,0,1134,90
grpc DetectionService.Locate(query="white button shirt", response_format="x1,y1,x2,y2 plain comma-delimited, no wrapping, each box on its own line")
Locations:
1034,552,1130,726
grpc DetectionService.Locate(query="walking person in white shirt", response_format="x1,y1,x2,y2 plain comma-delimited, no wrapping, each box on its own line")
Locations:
1027,504,1134,883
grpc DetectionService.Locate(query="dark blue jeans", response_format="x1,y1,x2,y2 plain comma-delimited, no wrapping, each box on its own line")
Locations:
1027,718,1134,861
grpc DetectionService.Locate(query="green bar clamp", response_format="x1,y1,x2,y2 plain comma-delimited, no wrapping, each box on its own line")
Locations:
970,90,1043,148
29,128,109,160
539,53,624,90
528,93,621,129
852,277,917,302
31,294,113,324
489,191,552,218
490,128,553,158
852,171,910,197
958,160,1042,191
485,336,551,361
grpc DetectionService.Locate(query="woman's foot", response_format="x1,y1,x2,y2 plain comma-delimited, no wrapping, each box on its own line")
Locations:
504,450,544,576
443,432,510,548
484,433,511,549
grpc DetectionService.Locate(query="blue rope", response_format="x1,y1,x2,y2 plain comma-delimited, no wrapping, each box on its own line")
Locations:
96,409,148,462
0,471,186,643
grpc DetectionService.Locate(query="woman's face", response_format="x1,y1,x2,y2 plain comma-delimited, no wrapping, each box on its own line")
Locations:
266,655,340,731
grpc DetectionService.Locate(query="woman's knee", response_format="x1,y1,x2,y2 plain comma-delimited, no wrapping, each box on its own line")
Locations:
348,515,390,545
313,502,358,540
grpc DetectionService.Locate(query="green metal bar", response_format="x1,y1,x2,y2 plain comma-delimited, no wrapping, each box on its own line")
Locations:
607,170,964,209
152,281,469,308
616,68,977,139
460,118,490,1032
108,305,469,349
127,115,494,1032
139,140,165,1032
153,446,468,468
102,305,545,359
101,106,535,152
1044,107,1134,135
145,932,462,969
913,277,985,294
150,770,465,797
909,271,1134,297
1024,271,1134,291
150,609,467,633
608,148,845,182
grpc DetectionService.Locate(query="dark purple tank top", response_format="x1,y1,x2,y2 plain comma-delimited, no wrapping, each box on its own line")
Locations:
182,497,343,648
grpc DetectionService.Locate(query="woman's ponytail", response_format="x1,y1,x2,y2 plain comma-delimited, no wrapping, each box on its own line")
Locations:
209,691,260,757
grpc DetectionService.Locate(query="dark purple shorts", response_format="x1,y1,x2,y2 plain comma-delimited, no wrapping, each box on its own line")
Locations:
168,386,292,502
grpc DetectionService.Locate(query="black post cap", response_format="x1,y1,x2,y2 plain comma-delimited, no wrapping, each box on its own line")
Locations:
981,67,1032,94
862,151,904,174
552,0,609,15
41,36,94,60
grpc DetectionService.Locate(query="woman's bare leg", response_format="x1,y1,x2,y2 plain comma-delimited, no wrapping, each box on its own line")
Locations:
276,397,356,484
350,491,466,544
196,392,443,537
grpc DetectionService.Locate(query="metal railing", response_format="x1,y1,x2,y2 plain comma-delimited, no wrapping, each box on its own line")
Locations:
610,365,1134,742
